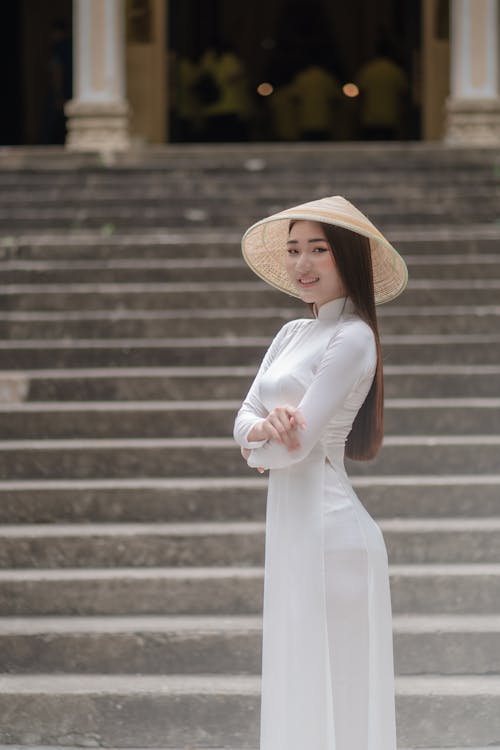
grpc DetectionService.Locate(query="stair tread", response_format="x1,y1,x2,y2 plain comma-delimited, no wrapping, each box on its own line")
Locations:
0,302,499,319
0,612,499,635
1,364,500,376
1,331,500,343
0,474,499,490
1,397,500,411
1,517,500,537
1,563,500,580
1,672,500,694
1,435,499,447
0,747,498,750
3,279,500,293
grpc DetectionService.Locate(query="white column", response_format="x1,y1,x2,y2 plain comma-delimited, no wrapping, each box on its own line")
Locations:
445,0,500,144
65,0,130,151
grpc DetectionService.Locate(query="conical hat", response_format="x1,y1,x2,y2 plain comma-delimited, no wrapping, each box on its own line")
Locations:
241,195,408,304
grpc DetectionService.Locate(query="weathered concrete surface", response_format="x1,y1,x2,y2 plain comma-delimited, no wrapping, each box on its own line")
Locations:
1,143,500,747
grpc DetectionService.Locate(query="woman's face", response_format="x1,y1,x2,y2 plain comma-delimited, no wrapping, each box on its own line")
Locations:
285,220,346,308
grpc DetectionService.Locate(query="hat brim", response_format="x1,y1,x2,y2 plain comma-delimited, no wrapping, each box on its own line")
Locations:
241,201,408,305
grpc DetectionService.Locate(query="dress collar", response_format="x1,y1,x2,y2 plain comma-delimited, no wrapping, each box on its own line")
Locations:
315,296,355,322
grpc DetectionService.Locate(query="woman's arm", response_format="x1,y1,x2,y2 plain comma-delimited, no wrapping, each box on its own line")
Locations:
246,321,376,470
233,320,296,449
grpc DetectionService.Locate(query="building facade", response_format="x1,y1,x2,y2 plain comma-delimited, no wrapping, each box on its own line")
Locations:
4,0,500,149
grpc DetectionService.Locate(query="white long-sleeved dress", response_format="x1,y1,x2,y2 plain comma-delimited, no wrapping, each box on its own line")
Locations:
233,295,397,750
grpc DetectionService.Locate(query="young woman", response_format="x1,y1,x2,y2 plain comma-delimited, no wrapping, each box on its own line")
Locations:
233,196,408,750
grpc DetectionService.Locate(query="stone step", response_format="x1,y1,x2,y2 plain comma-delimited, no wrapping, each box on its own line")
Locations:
2,158,495,181
1,475,498,523
2,179,498,203
4,233,500,261
1,281,499,310
1,564,500,616
0,175,497,197
1,305,500,338
0,237,245,261
1,672,499,747
0,399,499,439
1,165,496,187
0,517,498,568
0,434,498,480
0,436,499,480
0,259,258,285
0,614,499,676
0,614,265,675
0,521,268,569
0,139,496,163
0,334,498,369
0,673,261,747
0,213,497,233
394,614,500,675
1,255,500,284
3,196,495,221
0,162,496,184
0,567,265,616
0,748,485,750
3,365,498,402
0,201,498,231
0,181,496,202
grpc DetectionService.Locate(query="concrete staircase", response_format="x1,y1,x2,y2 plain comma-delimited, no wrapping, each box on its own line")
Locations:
0,142,500,748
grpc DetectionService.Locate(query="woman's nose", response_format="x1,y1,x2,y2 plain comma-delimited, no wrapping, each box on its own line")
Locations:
295,253,311,271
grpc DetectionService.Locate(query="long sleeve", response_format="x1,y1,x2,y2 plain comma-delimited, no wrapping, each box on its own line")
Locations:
246,320,376,469
233,320,297,449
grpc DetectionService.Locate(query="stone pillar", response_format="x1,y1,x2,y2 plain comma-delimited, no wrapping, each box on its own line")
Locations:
445,0,500,144
65,0,130,151
422,0,451,140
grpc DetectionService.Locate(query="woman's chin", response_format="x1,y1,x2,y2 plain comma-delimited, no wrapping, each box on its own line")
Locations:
297,286,319,301
293,281,318,297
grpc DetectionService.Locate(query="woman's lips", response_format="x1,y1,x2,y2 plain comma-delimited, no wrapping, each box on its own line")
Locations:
298,277,319,287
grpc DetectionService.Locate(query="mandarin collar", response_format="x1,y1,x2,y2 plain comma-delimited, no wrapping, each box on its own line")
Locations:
314,296,355,322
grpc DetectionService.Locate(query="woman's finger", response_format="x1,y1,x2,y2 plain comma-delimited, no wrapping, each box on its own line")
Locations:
269,408,303,450
270,417,298,449
267,413,295,444
289,408,307,429
263,419,284,443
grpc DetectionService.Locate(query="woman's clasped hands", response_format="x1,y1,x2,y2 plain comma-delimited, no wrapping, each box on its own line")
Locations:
241,405,307,473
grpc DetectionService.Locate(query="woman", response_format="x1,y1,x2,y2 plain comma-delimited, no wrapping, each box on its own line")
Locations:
233,196,408,750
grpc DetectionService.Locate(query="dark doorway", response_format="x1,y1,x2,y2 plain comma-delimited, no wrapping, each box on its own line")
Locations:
168,0,421,143
0,3,24,145
1,0,72,146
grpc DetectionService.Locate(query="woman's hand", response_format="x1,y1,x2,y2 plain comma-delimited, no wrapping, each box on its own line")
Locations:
247,405,307,451
241,405,306,473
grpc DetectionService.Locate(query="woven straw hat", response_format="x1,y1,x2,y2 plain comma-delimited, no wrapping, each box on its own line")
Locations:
241,195,408,304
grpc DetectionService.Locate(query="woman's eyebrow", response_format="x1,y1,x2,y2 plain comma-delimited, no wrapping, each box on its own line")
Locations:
286,238,328,244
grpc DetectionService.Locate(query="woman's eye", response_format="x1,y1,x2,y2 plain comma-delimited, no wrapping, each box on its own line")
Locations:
286,248,299,254
313,247,328,252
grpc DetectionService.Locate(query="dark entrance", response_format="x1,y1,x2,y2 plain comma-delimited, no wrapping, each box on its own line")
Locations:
0,0,72,146
168,0,422,142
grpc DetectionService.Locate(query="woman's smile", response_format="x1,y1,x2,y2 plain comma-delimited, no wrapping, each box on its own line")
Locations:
298,275,320,286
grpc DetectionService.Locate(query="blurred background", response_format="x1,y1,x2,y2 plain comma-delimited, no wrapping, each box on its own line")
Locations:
1,0,456,148
0,2,500,748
